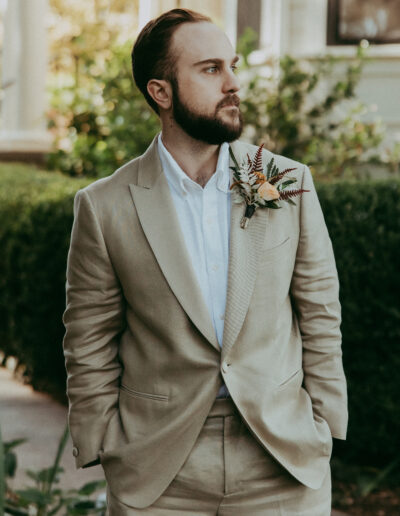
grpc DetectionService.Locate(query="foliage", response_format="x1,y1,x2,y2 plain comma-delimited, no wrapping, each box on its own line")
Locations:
229,145,304,225
47,26,399,180
0,164,399,469
48,0,148,176
239,31,400,180
317,179,400,467
46,41,160,178
331,457,400,514
48,0,139,77
0,424,106,515
0,163,90,398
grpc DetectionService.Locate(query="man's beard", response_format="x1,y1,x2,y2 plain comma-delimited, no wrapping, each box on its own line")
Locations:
171,80,243,145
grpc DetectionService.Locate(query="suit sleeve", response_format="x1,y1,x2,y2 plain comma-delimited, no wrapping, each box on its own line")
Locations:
62,188,125,468
290,165,348,439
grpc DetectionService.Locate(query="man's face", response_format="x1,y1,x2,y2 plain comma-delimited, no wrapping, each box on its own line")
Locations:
169,22,243,144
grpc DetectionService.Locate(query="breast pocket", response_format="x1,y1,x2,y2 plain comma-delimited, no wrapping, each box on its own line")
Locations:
262,236,290,254
261,236,291,260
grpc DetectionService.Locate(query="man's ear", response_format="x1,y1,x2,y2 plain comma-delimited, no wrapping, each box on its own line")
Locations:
147,79,172,111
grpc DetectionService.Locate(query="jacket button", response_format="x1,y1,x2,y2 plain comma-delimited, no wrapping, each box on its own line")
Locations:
222,362,231,373
72,446,79,457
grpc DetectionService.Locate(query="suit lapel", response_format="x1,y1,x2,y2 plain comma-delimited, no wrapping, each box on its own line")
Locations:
129,135,219,352
221,140,269,361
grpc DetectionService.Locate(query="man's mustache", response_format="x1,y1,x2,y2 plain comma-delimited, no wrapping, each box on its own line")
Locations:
217,95,241,109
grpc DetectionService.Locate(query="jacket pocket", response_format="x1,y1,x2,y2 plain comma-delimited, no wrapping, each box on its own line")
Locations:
276,368,303,390
120,383,169,402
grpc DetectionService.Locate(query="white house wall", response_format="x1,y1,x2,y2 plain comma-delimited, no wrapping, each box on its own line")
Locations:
0,0,398,158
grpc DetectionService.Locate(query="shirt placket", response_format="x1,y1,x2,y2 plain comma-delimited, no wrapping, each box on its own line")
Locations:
202,183,225,346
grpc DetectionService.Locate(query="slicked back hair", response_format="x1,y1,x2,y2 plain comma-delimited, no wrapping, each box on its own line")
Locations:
131,8,212,114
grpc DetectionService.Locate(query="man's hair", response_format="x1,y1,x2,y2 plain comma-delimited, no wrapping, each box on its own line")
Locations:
131,8,212,114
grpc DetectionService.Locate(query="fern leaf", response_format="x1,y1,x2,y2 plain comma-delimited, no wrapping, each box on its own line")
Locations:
269,167,297,185
279,188,310,200
251,144,264,172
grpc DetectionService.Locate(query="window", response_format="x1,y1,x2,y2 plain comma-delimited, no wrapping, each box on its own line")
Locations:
327,0,400,45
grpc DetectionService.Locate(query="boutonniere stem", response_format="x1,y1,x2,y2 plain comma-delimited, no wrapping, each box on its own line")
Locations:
241,205,255,229
229,144,309,229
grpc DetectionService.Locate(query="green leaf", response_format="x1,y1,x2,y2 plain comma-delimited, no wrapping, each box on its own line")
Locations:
266,202,281,209
4,502,29,515
15,488,51,505
266,158,275,179
4,439,27,453
4,451,17,478
228,147,240,169
48,501,65,516
78,480,106,496
70,500,97,509
269,165,280,179
359,457,400,497
280,179,297,189
44,425,69,494
25,469,42,483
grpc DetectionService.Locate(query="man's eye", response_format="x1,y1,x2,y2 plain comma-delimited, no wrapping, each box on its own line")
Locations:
206,66,218,73
231,65,238,72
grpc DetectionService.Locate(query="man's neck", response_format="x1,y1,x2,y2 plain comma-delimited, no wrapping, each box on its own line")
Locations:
160,125,221,188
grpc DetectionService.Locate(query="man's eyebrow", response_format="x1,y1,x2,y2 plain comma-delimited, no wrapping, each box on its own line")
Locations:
193,56,239,66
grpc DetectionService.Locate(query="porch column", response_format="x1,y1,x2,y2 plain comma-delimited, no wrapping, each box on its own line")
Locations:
0,0,51,161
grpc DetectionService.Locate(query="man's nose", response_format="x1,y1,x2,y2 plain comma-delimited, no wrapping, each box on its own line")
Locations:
222,68,240,94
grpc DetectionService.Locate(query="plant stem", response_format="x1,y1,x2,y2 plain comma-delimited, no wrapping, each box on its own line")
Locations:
0,426,5,516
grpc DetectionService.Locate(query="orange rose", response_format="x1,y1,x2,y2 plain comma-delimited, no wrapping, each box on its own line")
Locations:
258,181,280,201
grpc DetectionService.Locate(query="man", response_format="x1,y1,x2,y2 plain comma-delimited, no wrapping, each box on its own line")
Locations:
63,8,348,515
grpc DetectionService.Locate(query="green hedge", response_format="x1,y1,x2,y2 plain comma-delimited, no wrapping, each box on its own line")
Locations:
318,179,400,467
0,164,399,466
0,164,90,399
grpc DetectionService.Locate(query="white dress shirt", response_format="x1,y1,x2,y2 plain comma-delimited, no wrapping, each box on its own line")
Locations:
157,134,231,398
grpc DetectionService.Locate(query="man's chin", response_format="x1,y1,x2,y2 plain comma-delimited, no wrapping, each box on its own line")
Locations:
218,109,240,122
173,107,243,144
216,119,243,142
218,110,242,127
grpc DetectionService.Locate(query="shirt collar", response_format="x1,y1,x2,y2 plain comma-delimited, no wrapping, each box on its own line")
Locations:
157,133,230,196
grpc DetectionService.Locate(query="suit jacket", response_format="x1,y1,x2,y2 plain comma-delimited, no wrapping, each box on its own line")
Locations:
62,134,348,509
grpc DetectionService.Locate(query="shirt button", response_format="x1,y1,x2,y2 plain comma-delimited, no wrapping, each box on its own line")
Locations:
212,264,219,272
206,216,213,225
72,446,79,457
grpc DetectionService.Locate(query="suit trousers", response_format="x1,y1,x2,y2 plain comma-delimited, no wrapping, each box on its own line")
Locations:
106,397,331,515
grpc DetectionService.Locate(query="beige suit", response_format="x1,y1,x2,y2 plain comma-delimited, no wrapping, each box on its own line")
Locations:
62,135,347,510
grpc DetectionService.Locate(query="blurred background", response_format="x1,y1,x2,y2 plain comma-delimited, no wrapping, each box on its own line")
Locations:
0,1,399,515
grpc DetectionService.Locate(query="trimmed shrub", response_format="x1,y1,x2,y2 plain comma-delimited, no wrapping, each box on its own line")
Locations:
0,164,90,399
317,179,400,466
0,164,399,466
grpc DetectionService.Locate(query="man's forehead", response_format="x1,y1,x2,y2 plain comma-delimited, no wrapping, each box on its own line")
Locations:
171,22,235,64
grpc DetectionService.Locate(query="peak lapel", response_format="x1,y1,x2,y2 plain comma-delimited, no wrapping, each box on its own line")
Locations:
221,140,269,361
129,136,219,352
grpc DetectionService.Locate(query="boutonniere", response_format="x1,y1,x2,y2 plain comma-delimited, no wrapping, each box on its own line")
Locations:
229,144,310,229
